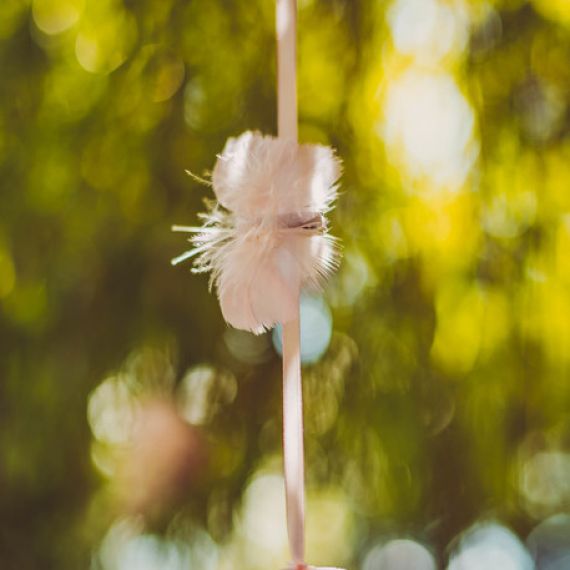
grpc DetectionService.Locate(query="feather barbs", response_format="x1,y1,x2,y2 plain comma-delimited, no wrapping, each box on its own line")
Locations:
172,131,341,334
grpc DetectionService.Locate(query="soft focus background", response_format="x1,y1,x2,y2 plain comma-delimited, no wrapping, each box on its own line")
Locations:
1,0,570,568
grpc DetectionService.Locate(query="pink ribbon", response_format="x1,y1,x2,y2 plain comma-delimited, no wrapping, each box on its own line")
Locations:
277,0,304,565
277,2,345,569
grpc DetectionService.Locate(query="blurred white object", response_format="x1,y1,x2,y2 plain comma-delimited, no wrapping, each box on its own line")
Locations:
362,539,436,570
273,295,333,364
447,522,534,570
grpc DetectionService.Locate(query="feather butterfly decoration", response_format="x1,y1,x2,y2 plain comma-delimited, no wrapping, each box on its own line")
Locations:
172,131,341,334
173,1,345,568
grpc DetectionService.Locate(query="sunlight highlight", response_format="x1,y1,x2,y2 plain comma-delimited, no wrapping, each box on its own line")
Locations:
387,0,469,64
381,70,478,192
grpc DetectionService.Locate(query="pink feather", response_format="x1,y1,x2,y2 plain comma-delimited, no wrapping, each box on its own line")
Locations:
172,131,341,334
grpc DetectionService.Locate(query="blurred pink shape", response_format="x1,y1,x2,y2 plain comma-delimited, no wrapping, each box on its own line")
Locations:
117,399,207,515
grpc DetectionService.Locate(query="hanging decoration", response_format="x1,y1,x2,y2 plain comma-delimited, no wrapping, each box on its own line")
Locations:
172,131,340,333
172,1,343,568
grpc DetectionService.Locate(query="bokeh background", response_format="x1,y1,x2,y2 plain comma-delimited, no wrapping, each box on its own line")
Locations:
1,0,570,568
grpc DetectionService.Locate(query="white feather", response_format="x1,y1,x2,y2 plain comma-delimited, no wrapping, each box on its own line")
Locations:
173,131,341,334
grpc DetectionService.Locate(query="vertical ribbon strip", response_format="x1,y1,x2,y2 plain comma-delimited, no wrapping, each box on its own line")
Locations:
173,2,342,567
276,0,306,568
276,6,344,569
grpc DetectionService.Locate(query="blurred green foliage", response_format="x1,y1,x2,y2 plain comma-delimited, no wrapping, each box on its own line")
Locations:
1,0,569,568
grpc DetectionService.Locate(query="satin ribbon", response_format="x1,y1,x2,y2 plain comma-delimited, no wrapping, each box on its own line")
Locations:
277,2,344,569
276,0,304,566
